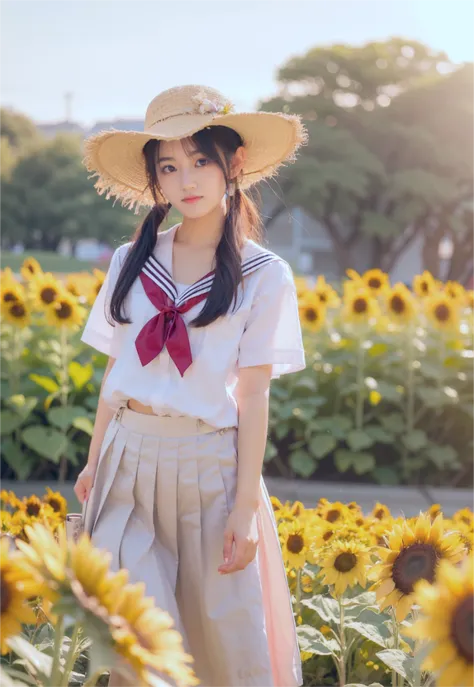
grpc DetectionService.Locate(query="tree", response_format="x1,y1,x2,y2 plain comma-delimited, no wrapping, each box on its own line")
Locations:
260,39,473,280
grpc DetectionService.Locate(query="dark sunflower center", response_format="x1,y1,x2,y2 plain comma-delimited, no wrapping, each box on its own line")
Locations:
318,293,327,303
375,508,386,520
57,302,72,319
41,287,57,304
292,504,302,516
1,576,11,614
305,308,318,322
392,543,437,594
353,298,368,314
26,502,41,517
323,530,334,541
421,281,428,293
335,551,357,573
450,593,473,663
368,278,382,289
3,292,17,303
272,503,281,512
47,497,61,513
27,264,35,273
10,303,25,318
391,295,405,314
326,509,342,523
287,533,305,554
434,304,450,322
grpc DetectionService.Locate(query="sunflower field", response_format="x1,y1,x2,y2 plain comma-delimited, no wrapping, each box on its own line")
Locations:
0,257,473,486
1,489,473,686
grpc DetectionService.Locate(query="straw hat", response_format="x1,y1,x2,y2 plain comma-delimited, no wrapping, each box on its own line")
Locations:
82,84,308,214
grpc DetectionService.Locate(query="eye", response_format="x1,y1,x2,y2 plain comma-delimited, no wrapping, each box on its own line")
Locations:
196,158,209,167
161,164,175,174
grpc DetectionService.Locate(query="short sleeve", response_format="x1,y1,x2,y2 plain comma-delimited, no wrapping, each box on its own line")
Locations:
80,244,128,357
237,259,306,379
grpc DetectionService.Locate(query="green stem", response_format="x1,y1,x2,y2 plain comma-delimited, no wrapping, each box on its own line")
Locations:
402,329,416,483
390,608,401,687
338,596,346,686
59,326,69,482
355,338,365,431
411,607,422,687
50,614,64,686
60,621,81,687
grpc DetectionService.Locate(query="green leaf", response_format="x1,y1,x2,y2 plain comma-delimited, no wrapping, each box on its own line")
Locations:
365,425,394,444
48,406,86,431
71,416,94,436
297,624,340,656
301,595,340,624
345,620,389,648
264,440,277,463
4,395,38,420
309,434,337,459
426,444,458,467
402,429,428,451
416,387,445,408
367,342,389,357
84,395,99,411
6,635,52,675
0,410,24,435
375,649,414,681
289,450,316,477
29,374,59,393
2,439,35,479
335,450,375,474
21,426,68,463
346,429,374,451
380,412,405,434
317,415,353,438
372,466,400,485
334,449,353,472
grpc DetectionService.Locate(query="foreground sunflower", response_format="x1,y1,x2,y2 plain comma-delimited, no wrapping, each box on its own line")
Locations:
342,285,380,325
2,297,31,328
368,512,466,621
45,291,86,329
0,537,41,654
293,275,311,301
346,268,390,294
42,487,68,519
0,280,25,313
444,280,466,303
403,554,473,687
318,539,371,596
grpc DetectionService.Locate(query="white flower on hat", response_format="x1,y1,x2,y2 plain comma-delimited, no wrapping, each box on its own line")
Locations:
191,89,234,116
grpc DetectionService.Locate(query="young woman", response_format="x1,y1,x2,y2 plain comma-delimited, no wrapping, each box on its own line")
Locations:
75,84,308,687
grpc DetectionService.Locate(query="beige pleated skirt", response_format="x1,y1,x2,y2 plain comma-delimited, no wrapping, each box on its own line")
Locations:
83,403,303,687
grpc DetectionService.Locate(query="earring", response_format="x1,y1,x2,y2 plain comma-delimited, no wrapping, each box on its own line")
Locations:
228,179,236,198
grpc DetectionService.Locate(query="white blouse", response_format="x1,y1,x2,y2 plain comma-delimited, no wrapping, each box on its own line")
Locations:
80,223,306,429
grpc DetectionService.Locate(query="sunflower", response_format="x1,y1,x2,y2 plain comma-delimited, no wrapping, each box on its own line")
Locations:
28,272,63,310
318,539,371,596
0,490,23,510
110,582,199,687
342,285,380,324
316,500,352,524
413,271,437,298
346,268,390,294
313,275,340,308
2,297,31,328
444,280,466,303
42,487,67,519
368,512,466,621
452,508,474,530
465,290,474,310
385,283,416,323
371,503,392,520
20,257,43,282
294,275,310,301
14,522,68,602
0,537,41,654
0,280,25,313
403,554,473,687
298,294,326,332
279,520,312,570
425,293,460,332
45,292,86,329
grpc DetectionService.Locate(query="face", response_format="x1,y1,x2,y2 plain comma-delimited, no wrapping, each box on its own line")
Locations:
155,137,245,218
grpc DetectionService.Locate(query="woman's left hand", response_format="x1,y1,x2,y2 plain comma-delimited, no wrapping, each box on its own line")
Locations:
218,505,259,574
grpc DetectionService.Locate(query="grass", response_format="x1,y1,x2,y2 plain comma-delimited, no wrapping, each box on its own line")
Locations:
1,251,107,274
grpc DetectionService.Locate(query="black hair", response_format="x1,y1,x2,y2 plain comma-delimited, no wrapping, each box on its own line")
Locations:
109,125,263,328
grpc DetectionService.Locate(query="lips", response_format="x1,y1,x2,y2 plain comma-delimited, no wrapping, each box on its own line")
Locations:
182,196,202,202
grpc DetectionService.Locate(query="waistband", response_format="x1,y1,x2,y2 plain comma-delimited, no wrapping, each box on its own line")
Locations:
114,404,235,438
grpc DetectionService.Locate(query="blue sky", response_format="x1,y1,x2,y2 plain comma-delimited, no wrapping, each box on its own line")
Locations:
2,0,472,128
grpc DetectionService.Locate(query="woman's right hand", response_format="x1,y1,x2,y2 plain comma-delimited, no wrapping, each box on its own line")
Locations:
74,465,96,504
